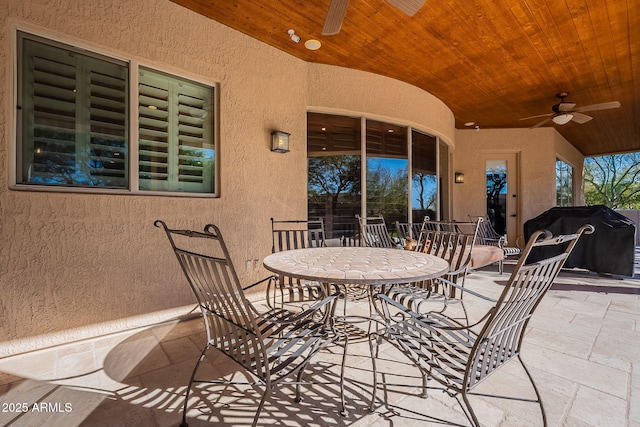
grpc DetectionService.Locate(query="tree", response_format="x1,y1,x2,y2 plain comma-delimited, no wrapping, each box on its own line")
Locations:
412,172,436,211
308,155,362,236
365,161,408,219
308,155,361,201
584,153,640,209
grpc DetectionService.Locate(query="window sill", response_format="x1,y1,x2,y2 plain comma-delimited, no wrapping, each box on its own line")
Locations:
9,184,219,198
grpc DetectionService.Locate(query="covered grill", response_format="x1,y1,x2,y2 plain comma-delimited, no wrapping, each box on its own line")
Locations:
524,205,636,276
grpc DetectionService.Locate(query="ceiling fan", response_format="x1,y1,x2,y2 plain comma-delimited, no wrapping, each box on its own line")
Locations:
520,92,621,128
322,0,425,35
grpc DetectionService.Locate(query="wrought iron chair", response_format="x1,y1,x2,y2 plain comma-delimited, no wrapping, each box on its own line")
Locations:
265,218,326,310
154,220,347,426
356,215,401,248
414,217,480,254
470,215,522,273
384,227,477,321
369,224,594,427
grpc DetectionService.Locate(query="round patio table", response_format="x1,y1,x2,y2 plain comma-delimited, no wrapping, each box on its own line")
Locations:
263,246,450,407
263,246,449,286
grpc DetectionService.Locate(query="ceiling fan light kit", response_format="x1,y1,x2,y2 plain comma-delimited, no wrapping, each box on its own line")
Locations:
552,113,573,125
520,92,621,128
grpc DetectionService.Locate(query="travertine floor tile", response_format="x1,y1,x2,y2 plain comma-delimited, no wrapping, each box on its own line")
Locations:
0,266,637,426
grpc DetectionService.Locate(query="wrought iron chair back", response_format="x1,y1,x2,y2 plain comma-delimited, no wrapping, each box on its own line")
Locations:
394,221,422,241
469,214,522,273
470,214,504,246
370,224,594,427
356,215,398,248
419,228,475,287
385,227,476,316
271,218,326,252
155,220,345,426
414,217,479,251
267,218,327,309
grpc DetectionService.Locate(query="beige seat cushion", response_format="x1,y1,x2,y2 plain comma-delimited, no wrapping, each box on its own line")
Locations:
470,245,505,269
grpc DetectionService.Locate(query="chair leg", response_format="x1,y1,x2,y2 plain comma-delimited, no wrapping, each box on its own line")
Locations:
180,343,210,427
338,330,348,416
519,354,548,427
252,389,271,427
458,356,547,427
460,390,481,427
368,333,379,412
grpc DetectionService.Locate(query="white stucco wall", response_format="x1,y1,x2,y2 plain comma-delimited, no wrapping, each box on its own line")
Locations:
0,0,457,355
453,128,584,244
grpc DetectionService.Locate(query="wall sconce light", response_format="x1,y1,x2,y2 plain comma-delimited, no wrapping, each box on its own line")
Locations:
271,131,290,153
455,172,465,184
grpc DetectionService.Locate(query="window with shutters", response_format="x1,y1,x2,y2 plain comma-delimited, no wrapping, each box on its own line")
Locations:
16,32,216,196
138,68,214,193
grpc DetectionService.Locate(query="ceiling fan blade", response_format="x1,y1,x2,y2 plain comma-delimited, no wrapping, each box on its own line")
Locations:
520,113,553,121
574,101,621,113
571,112,593,124
386,0,425,16
530,118,552,129
557,102,576,112
322,0,349,35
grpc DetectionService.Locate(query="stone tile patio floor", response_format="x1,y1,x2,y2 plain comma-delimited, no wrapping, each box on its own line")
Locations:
1,258,638,426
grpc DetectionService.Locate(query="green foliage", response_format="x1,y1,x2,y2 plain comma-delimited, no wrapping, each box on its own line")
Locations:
366,161,408,218
308,155,361,198
584,153,640,209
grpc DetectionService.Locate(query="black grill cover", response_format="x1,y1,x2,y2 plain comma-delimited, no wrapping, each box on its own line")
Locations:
524,205,636,276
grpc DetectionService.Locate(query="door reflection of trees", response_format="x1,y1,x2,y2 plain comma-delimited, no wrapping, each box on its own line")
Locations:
486,166,507,235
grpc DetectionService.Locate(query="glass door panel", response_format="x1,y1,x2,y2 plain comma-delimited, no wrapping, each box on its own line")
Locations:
307,112,362,243
485,154,518,245
365,120,408,230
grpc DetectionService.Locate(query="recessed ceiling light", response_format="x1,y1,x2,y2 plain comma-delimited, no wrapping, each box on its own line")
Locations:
464,122,475,127
305,39,321,50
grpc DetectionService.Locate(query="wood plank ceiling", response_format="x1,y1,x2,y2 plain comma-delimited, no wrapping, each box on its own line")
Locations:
170,0,639,157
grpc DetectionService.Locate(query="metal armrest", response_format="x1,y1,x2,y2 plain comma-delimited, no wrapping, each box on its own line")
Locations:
375,292,423,319
479,237,502,247
243,275,276,291
446,262,471,278
376,291,491,331
436,277,497,302
268,292,341,325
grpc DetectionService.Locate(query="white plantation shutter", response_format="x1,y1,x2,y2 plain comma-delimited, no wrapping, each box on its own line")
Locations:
86,59,128,184
138,68,214,193
19,36,128,187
